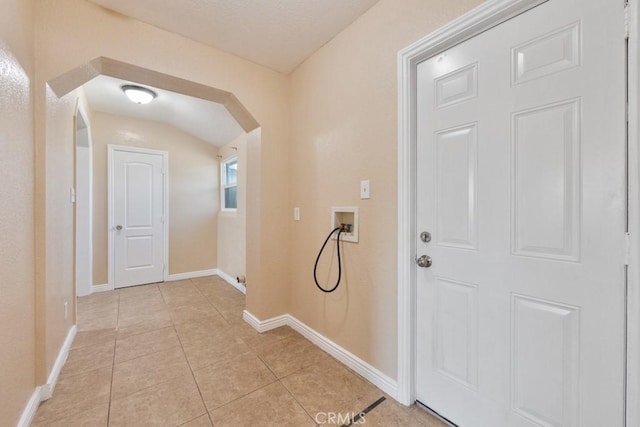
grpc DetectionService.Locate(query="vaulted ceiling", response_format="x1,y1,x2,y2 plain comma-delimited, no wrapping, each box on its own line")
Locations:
83,75,245,146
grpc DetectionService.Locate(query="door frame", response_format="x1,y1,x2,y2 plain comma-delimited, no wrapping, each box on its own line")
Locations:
396,1,638,425
626,1,639,424
107,144,169,288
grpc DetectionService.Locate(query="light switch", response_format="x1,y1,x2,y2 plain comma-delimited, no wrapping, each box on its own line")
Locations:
360,180,370,199
294,207,300,221
70,187,76,203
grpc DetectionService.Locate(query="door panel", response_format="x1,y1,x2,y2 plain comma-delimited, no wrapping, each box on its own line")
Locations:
435,123,478,250
511,294,580,427
415,0,626,425
112,148,165,288
434,277,479,390
512,99,581,261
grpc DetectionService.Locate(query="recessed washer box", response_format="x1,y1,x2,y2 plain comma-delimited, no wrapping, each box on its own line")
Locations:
331,207,358,243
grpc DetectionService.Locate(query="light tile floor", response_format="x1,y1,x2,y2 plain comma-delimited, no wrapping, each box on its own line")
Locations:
33,276,446,426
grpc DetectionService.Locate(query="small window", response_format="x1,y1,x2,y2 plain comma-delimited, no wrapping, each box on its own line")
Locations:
221,157,238,210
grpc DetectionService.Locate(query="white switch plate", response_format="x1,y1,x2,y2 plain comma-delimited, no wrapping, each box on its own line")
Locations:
70,187,76,203
360,180,370,199
294,207,300,221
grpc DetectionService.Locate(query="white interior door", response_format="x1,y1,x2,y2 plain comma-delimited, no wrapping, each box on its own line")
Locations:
415,0,626,426
110,146,166,288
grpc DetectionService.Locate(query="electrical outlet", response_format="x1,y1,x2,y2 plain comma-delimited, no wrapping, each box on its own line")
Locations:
64,301,68,320
294,207,300,221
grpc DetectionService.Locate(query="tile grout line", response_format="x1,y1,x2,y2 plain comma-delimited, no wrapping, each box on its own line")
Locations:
181,304,286,419
111,338,183,370
181,280,285,422
276,377,317,424
256,353,278,378
269,349,339,424
204,378,281,417
172,281,210,424
115,284,206,425
106,283,253,422
207,320,318,422
106,289,121,427
75,279,363,426
190,277,240,323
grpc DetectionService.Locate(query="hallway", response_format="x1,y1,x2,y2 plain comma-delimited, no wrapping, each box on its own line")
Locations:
32,277,442,426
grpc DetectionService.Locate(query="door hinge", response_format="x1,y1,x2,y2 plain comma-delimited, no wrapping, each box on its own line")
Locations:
625,2,630,40
625,232,631,265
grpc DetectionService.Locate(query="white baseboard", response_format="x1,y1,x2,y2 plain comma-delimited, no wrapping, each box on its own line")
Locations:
40,325,77,401
17,386,43,427
242,310,398,400
217,269,246,295
166,268,218,282
243,311,289,331
91,283,113,293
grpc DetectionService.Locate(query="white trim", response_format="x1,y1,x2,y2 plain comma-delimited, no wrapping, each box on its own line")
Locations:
91,283,114,293
397,0,549,406
17,387,43,427
165,268,219,282
107,145,169,288
221,155,238,211
40,325,77,401
164,268,246,294
243,310,289,332
216,269,246,294
627,1,639,426
243,310,398,399
18,326,78,425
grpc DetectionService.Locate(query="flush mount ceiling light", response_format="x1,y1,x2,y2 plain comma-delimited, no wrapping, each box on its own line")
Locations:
121,84,157,104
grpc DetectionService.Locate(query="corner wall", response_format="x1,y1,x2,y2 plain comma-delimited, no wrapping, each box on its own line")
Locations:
0,0,36,424
287,0,484,380
217,134,247,283
34,0,290,385
42,84,77,378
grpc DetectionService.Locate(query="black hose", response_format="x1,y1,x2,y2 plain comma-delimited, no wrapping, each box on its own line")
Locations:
313,226,344,293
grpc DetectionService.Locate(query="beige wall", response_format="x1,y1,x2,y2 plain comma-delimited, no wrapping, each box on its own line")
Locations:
0,0,36,424
287,0,484,379
217,134,248,282
43,85,78,377
91,112,219,283
34,0,290,385
24,0,490,414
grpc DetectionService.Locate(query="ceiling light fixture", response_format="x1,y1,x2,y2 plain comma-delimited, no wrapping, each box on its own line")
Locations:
121,84,157,105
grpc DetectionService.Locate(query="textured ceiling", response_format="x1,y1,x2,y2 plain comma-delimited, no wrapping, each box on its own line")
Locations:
83,75,245,146
86,0,381,73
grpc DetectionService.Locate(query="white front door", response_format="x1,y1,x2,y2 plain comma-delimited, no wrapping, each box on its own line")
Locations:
110,146,166,288
415,0,626,426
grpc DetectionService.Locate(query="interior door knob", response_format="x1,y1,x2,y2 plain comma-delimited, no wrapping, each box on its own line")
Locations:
115,225,123,231
415,254,432,268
